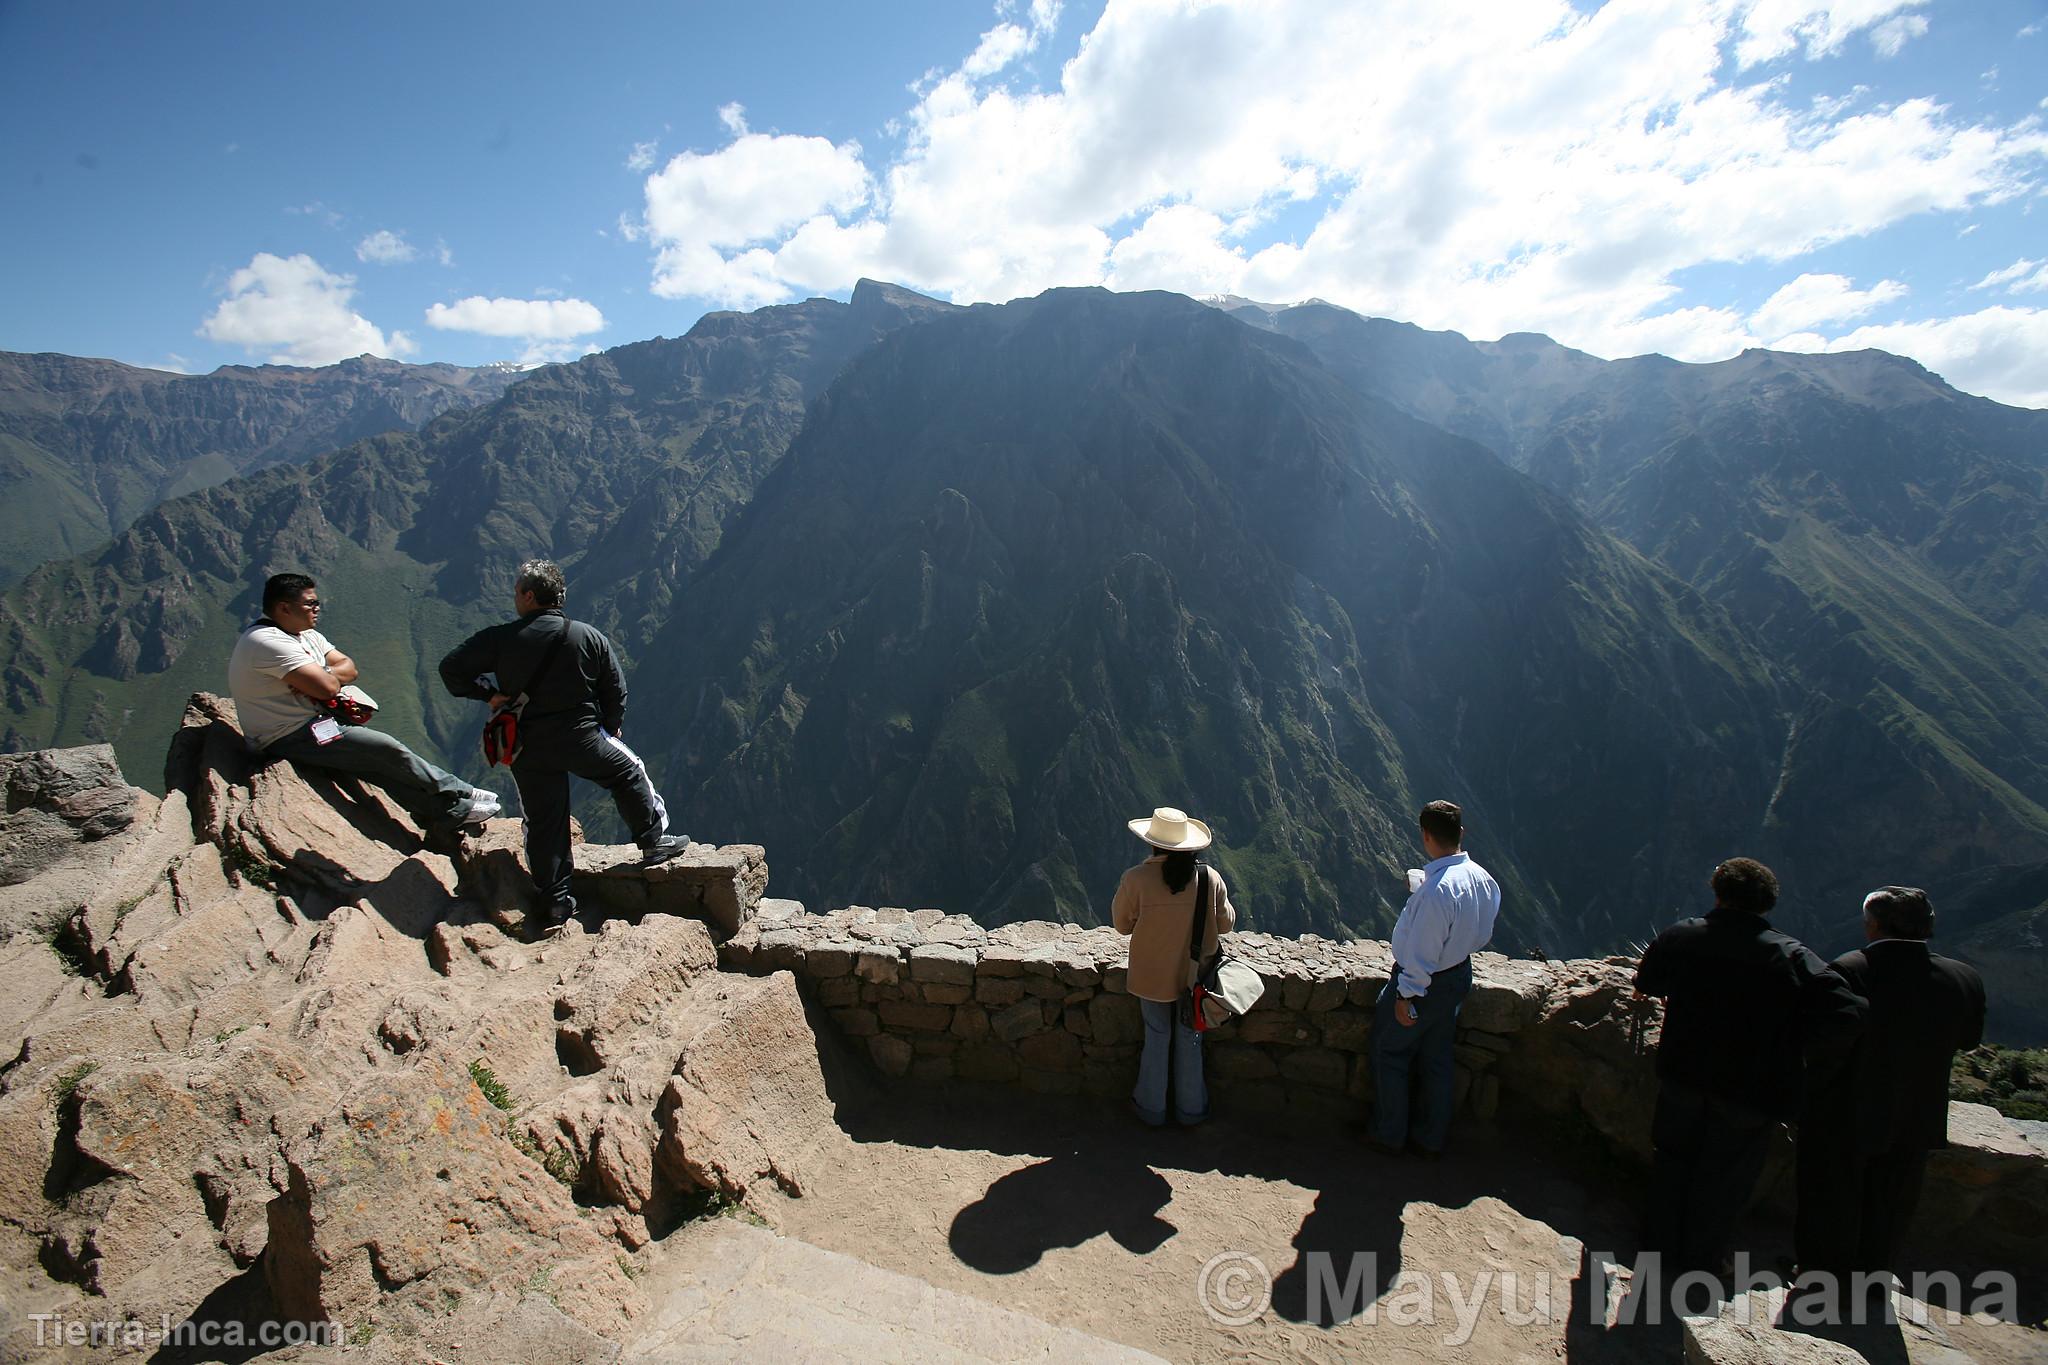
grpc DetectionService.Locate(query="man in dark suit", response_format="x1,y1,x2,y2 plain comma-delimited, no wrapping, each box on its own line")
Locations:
1634,858,1866,1282
1796,886,1986,1290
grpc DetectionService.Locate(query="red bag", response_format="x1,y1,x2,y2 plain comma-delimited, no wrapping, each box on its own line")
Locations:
480,625,570,767
482,706,522,767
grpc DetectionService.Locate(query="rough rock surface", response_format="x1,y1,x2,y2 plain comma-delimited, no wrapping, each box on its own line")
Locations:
0,700,837,1360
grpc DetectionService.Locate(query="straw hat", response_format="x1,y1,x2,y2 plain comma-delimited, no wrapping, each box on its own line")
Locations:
1127,806,1213,851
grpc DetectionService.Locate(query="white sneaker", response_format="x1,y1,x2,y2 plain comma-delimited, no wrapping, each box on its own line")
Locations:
459,790,501,826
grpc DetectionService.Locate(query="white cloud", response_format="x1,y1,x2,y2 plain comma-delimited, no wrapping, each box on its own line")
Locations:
434,238,454,267
1868,12,1928,56
717,102,749,136
623,0,2048,398
636,130,871,307
198,253,413,365
1734,0,1926,67
1971,257,2048,293
1749,271,1906,338
964,23,1033,78
627,140,659,172
1807,306,2048,407
423,295,606,338
356,229,419,265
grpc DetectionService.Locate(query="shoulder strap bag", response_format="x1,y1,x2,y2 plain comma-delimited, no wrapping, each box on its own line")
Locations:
481,621,572,767
1183,865,1267,1031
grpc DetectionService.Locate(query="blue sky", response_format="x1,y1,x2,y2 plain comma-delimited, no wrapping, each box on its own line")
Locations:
3,1,2045,405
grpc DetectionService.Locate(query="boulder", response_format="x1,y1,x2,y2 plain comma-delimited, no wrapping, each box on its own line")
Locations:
0,746,146,889
265,1059,638,1339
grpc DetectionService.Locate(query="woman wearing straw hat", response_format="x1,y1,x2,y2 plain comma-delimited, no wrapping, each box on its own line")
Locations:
1112,807,1238,1126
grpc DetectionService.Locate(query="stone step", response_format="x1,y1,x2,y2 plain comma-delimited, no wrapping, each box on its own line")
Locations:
627,1219,1165,1363
572,842,769,937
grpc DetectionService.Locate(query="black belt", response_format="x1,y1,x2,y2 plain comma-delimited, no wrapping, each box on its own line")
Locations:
1392,957,1470,983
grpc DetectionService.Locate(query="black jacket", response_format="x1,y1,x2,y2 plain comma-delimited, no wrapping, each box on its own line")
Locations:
438,609,628,735
1635,909,1867,1120
1805,940,1985,1152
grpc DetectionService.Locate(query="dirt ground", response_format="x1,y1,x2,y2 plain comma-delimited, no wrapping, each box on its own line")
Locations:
756,1081,2047,1365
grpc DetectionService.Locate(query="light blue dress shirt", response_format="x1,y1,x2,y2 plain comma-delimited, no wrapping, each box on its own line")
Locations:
1389,850,1500,998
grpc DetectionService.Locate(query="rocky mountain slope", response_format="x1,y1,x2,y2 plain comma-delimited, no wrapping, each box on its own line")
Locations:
0,352,523,586
2,285,2044,1015
648,287,1781,951
0,281,954,777
1242,301,2048,1000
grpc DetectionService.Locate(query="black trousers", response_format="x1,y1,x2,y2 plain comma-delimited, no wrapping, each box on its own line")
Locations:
511,724,669,903
1644,1078,1777,1277
1795,1133,1929,1276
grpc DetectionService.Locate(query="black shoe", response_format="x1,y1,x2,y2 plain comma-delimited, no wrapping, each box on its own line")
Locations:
1406,1141,1444,1161
539,897,578,933
638,833,691,865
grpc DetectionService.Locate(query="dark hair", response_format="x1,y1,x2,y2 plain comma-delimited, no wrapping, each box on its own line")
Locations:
1419,800,1463,847
1160,849,1199,895
262,572,317,613
516,558,567,609
1863,886,1934,940
1710,857,1779,915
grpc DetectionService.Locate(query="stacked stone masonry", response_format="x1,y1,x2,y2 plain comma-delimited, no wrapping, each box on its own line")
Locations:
719,900,2048,1267
722,902,1556,1118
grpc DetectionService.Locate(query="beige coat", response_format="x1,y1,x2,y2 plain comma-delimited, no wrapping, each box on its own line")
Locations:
1112,855,1238,1004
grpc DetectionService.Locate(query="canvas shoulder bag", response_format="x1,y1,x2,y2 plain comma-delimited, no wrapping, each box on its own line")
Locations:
481,622,572,767
1183,865,1266,1031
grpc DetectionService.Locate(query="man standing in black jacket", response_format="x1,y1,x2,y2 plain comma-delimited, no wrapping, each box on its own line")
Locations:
1634,858,1865,1284
439,559,689,929
1796,886,1986,1292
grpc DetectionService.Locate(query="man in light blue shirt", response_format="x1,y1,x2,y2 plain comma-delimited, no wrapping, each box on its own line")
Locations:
1370,800,1501,1155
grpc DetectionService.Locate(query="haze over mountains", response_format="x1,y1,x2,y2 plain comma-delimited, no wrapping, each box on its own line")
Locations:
0,352,520,586
4,282,2043,1037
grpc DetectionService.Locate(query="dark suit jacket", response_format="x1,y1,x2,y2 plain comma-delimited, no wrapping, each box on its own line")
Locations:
1635,909,1866,1120
1806,940,1985,1152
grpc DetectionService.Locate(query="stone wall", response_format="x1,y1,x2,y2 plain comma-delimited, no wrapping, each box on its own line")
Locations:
718,899,2048,1267
721,901,1595,1129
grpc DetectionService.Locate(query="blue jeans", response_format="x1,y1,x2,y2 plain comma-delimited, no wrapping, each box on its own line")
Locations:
1370,958,1473,1152
1134,998,1208,1125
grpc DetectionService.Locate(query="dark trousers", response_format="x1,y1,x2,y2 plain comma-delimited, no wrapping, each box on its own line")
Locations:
511,724,669,903
1371,957,1472,1152
1795,1133,1929,1277
1644,1078,1776,1276
267,721,472,832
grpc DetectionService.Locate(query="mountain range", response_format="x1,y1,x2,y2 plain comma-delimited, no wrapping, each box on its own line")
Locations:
0,351,520,585
3,282,2043,1038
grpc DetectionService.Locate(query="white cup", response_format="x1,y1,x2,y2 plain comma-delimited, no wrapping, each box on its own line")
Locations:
1405,868,1424,894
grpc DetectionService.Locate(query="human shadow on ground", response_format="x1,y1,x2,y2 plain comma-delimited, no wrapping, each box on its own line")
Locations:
841,1084,1648,1332
950,1149,1176,1273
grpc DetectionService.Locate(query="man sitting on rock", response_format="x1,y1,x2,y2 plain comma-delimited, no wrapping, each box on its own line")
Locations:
228,572,499,839
438,558,689,931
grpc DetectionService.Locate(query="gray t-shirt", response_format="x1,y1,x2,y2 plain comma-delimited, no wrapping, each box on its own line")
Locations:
228,623,334,748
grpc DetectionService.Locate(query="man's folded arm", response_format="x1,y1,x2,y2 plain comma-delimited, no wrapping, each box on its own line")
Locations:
282,661,342,701
323,649,359,686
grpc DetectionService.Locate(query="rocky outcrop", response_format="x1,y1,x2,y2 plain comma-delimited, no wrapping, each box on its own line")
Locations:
0,703,835,1359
